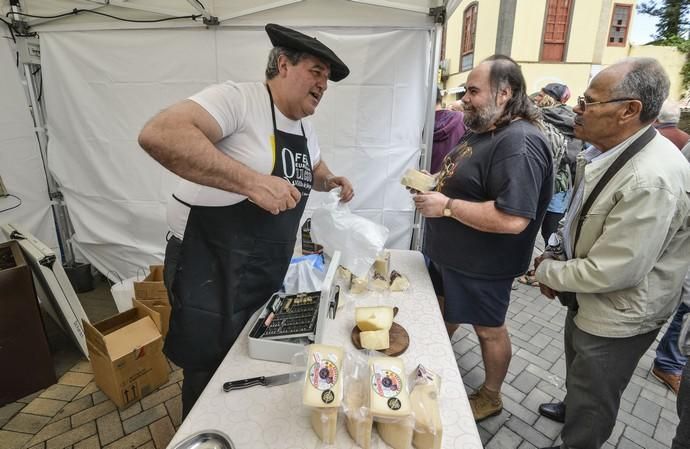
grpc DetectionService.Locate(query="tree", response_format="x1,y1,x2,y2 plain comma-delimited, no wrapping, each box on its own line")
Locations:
638,0,690,40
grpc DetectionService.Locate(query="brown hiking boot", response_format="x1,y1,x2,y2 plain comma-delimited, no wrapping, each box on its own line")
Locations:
469,385,503,421
652,366,681,395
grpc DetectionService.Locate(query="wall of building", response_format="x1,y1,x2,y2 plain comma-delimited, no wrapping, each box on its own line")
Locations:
629,45,686,99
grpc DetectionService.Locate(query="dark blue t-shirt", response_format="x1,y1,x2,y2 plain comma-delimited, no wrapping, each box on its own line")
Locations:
425,119,553,279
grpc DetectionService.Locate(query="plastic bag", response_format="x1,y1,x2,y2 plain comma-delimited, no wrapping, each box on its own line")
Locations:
109,275,137,313
310,191,389,278
283,254,326,294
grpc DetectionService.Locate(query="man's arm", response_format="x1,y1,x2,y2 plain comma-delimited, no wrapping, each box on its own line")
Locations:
138,100,300,215
413,191,529,234
312,160,354,202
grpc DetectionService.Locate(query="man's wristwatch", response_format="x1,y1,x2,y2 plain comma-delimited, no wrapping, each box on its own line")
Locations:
443,198,454,217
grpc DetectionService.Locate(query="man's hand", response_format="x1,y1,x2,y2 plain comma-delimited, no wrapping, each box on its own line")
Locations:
534,255,558,299
413,191,448,217
247,174,301,215
325,176,355,202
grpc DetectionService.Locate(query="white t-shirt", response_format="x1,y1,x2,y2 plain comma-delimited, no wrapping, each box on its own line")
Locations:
167,81,322,239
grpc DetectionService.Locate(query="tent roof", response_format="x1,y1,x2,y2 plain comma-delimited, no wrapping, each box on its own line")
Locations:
3,0,453,31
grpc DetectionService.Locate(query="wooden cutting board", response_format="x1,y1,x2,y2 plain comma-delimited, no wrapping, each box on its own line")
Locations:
351,322,410,356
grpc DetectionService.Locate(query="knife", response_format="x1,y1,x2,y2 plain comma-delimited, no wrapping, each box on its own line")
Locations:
222,371,304,392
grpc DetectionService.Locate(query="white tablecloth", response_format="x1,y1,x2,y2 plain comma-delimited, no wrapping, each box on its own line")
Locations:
167,250,482,449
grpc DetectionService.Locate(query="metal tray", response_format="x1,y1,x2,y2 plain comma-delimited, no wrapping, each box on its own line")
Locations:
171,430,235,449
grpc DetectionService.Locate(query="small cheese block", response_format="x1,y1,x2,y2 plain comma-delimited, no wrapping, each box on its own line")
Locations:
310,407,338,444
303,344,344,408
351,275,368,294
345,389,373,449
374,251,391,280
370,272,389,291
401,169,436,192
377,418,414,449
368,356,411,418
356,306,394,332
360,329,390,350
411,384,442,449
389,270,410,292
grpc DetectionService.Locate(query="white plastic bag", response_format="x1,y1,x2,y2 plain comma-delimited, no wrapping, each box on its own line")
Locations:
310,191,389,278
283,254,325,294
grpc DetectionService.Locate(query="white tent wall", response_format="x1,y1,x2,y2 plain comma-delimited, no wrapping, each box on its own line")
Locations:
37,17,434,278
0,37,59,251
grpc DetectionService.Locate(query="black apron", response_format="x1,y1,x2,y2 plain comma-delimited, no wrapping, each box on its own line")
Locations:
163,86,313,371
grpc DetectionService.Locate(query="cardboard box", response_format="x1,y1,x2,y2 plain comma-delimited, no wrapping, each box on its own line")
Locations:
137,299,171,337
133,265,168,301
83,300,169,408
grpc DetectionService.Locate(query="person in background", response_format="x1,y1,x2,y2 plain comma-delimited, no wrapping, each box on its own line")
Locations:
448,99,465,112
138,24,353,418
415,55,552,422
534,57,690,449
655,99,690,150
432,88,467,173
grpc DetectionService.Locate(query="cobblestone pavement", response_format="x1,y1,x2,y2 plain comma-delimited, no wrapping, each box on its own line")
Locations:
453,280,680,449
0,275,679,449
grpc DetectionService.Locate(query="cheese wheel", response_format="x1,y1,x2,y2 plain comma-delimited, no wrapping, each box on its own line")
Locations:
368,356,411,418
400,169,435,192
303,344,344,408
356,307,394,332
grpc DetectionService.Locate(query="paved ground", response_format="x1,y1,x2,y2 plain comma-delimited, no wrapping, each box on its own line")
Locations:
0,270,680,449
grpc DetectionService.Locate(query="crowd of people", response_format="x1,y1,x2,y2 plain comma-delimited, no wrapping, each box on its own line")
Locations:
138,22,690,449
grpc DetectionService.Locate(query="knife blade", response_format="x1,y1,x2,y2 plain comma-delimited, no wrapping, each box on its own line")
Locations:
222,371,304,392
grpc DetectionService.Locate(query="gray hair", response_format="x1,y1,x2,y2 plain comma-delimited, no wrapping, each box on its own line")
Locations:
610,57,669,123
265,46,306,80
657,99,681,124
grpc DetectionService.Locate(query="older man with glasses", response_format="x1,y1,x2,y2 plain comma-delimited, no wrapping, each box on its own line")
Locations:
532,57,690,449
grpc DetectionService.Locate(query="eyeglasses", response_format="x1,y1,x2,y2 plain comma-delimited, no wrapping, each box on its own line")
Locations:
577,96,638,111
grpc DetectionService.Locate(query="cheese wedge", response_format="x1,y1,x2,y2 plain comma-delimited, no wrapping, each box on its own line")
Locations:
360,329,390,350
411,384,443,449
356,307,394,332
374,251,391,280
389,270,410,291
351,275,368,294
345,389,373,449
310,407,338,444
401,169,435,192
368,356,411,418
377,418,414,449
303,344,344,408
370,272,389,291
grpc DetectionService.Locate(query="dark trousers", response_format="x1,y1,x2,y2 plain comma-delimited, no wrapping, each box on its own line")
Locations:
163,235,216,420
673,361,690,449
561,313,660,449
541,211,564,246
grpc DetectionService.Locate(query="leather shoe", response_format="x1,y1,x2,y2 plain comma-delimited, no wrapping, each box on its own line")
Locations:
538,401,565,423
652,366,681,395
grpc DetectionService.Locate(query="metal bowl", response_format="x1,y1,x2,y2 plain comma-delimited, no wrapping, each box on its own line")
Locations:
171,430,235,449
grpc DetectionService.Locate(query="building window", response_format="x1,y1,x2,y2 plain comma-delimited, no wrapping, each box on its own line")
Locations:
460,3,478,72
608,3,631,46
541,0,573,61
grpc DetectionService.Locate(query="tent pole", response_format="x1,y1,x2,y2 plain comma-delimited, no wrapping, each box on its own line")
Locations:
410,20,442,251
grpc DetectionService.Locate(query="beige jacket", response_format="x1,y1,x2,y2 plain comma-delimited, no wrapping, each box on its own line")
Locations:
536,130,690,338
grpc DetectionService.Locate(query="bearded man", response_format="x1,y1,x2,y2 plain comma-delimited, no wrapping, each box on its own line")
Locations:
414,55,553,421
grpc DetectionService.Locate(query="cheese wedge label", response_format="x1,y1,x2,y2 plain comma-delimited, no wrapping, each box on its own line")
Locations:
371,365,403,401
308,355,339,392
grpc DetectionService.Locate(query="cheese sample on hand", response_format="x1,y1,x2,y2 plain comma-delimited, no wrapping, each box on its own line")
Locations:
303,344,344,408
310,407,338,444
401,169,436,192
356,306,394,332
411,384,442,449
368,356,411,417
389,270,410,291
360,329,390,350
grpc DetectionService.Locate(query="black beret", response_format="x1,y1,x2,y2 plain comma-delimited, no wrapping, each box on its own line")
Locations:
265,23,349,82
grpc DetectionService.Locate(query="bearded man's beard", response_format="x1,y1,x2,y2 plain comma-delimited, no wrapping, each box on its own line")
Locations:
464,101,501,132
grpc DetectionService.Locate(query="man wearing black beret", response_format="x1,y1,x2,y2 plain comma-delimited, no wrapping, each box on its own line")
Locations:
138,23,353,418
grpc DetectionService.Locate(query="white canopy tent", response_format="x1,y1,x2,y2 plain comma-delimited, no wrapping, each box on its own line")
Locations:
0,0,457,279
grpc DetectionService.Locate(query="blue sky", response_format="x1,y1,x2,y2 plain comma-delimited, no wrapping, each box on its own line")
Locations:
630,10,658,44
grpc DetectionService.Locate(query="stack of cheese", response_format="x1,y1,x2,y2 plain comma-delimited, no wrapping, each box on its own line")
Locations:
370,356,414,449
302,344,344,444
356,306,394,351
409,365,443,449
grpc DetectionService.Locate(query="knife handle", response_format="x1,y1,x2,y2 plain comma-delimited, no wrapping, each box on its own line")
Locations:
223,376,265,392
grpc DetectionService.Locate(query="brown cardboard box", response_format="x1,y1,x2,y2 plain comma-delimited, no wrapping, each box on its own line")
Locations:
83,300,169,408
137,299,171,337
133,265,168,301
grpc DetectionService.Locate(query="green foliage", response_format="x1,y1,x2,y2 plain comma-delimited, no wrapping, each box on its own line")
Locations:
655,35,690,89
638,0,689,40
